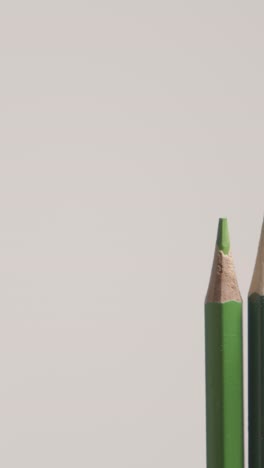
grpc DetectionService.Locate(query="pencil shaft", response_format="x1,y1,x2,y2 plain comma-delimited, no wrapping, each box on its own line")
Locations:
205,301,244,468
205,219,244,468
248,294,264,468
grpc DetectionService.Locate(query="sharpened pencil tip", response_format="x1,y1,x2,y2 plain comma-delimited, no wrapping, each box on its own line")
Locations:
249,217,264,295
216,218,230,254
205,217,241,303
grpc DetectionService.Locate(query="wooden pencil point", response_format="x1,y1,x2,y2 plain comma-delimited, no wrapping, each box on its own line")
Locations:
249,218,264,296
206,218,241,303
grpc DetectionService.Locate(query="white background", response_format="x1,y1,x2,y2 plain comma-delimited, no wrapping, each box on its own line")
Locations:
0,1,263,466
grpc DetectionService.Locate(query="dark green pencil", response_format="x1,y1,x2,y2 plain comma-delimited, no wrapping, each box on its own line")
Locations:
248,220,264,468
205,218,244,468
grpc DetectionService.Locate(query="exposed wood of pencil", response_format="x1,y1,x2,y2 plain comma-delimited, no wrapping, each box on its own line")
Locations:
205,247,242,303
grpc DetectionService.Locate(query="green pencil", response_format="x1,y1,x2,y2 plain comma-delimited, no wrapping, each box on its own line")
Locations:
248,219,264,468
205,218,244,468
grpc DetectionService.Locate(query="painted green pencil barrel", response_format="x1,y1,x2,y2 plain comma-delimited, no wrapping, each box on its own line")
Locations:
205,218,243,468
205,301,244,468
248,293,264,468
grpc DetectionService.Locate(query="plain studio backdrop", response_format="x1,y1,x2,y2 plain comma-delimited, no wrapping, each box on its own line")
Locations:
0,1,263,467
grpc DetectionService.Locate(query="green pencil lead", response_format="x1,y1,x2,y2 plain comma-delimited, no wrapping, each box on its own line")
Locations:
216,218,230,255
